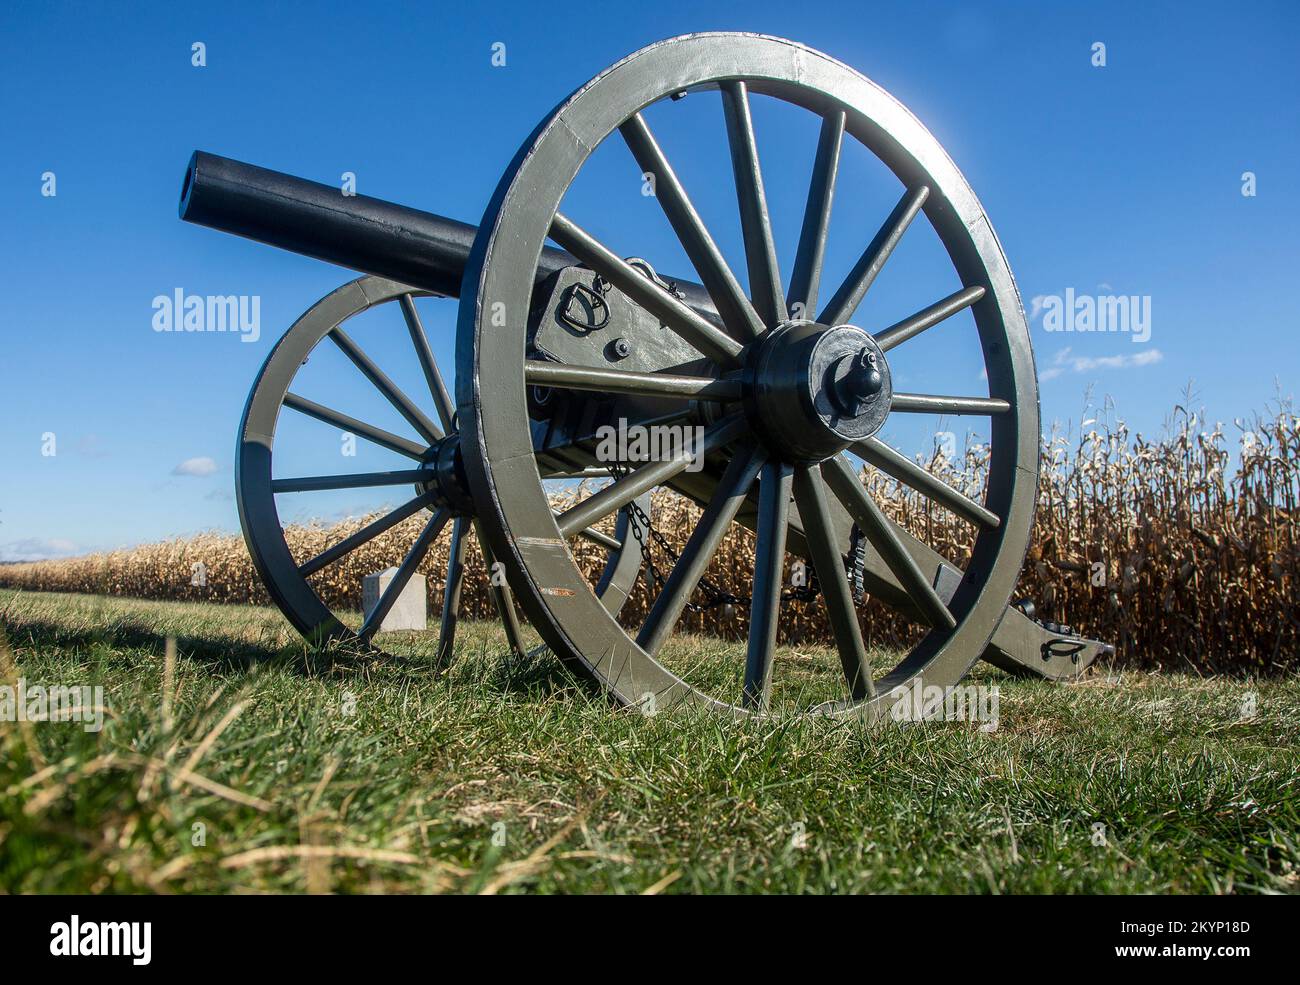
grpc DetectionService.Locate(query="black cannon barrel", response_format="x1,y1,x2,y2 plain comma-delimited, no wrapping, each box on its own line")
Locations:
180,150,523,297
179,151,718,317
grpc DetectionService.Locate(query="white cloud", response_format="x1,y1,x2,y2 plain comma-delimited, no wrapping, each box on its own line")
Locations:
0,537,79,563
172,456,219,477
1041,346,1163,380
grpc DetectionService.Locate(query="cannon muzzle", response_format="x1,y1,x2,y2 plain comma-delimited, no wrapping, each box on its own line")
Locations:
179,151,717,316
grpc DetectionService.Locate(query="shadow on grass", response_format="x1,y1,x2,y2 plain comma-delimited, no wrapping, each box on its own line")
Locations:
4,615,400,677
470,644,599,704
2,613,591,700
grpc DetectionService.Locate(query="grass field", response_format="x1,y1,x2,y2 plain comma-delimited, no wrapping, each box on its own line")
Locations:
2,589,1298,894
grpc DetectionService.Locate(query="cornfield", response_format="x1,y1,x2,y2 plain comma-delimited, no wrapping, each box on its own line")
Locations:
3,402,1296,673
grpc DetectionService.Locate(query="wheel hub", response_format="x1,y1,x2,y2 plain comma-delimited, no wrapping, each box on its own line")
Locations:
745,322,892,462
417,434,475,515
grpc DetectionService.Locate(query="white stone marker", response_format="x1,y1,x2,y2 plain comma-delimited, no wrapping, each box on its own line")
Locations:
362,568,427,632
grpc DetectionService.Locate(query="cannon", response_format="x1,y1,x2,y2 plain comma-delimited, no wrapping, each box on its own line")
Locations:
184,33,1112,717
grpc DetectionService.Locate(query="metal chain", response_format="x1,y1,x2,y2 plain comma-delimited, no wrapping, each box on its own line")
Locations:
607,462,866,613
613,467,749,612
591,257,866,614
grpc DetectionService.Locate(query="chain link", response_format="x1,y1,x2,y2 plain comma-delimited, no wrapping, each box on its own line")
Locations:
608,462,866,613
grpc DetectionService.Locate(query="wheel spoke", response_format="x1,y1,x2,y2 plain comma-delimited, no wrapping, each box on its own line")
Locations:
873,286,986,352
298,491,437,577
818,185,930,327
271,468,433,494
792,464,874,700
637,443,765,656
329,327,442,445
398,293,456,432
891,393,1011,416
283,392,428,460
434,516,468,668
554,415,747,537
619,112,766,341
541,467,613,480
720,81,786,328
873,285,982,356
573,524,621,551
358,507,449,642
549,213,743,367
474,520,528,660
851,439,1000,528
525,361,741,401
787,109,844,319
821,457,956,630
743,460,792,710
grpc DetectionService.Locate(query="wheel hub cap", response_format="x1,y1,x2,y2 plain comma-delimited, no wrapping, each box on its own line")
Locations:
746,322,892,462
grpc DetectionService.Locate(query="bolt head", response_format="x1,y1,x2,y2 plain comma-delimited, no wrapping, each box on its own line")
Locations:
829,347,884,415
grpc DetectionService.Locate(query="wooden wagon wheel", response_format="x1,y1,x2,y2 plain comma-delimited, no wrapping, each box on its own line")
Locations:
459,33,1040,716
237,274,647,662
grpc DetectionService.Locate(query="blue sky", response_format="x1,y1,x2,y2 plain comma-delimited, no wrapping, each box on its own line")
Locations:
1,1,1296,560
